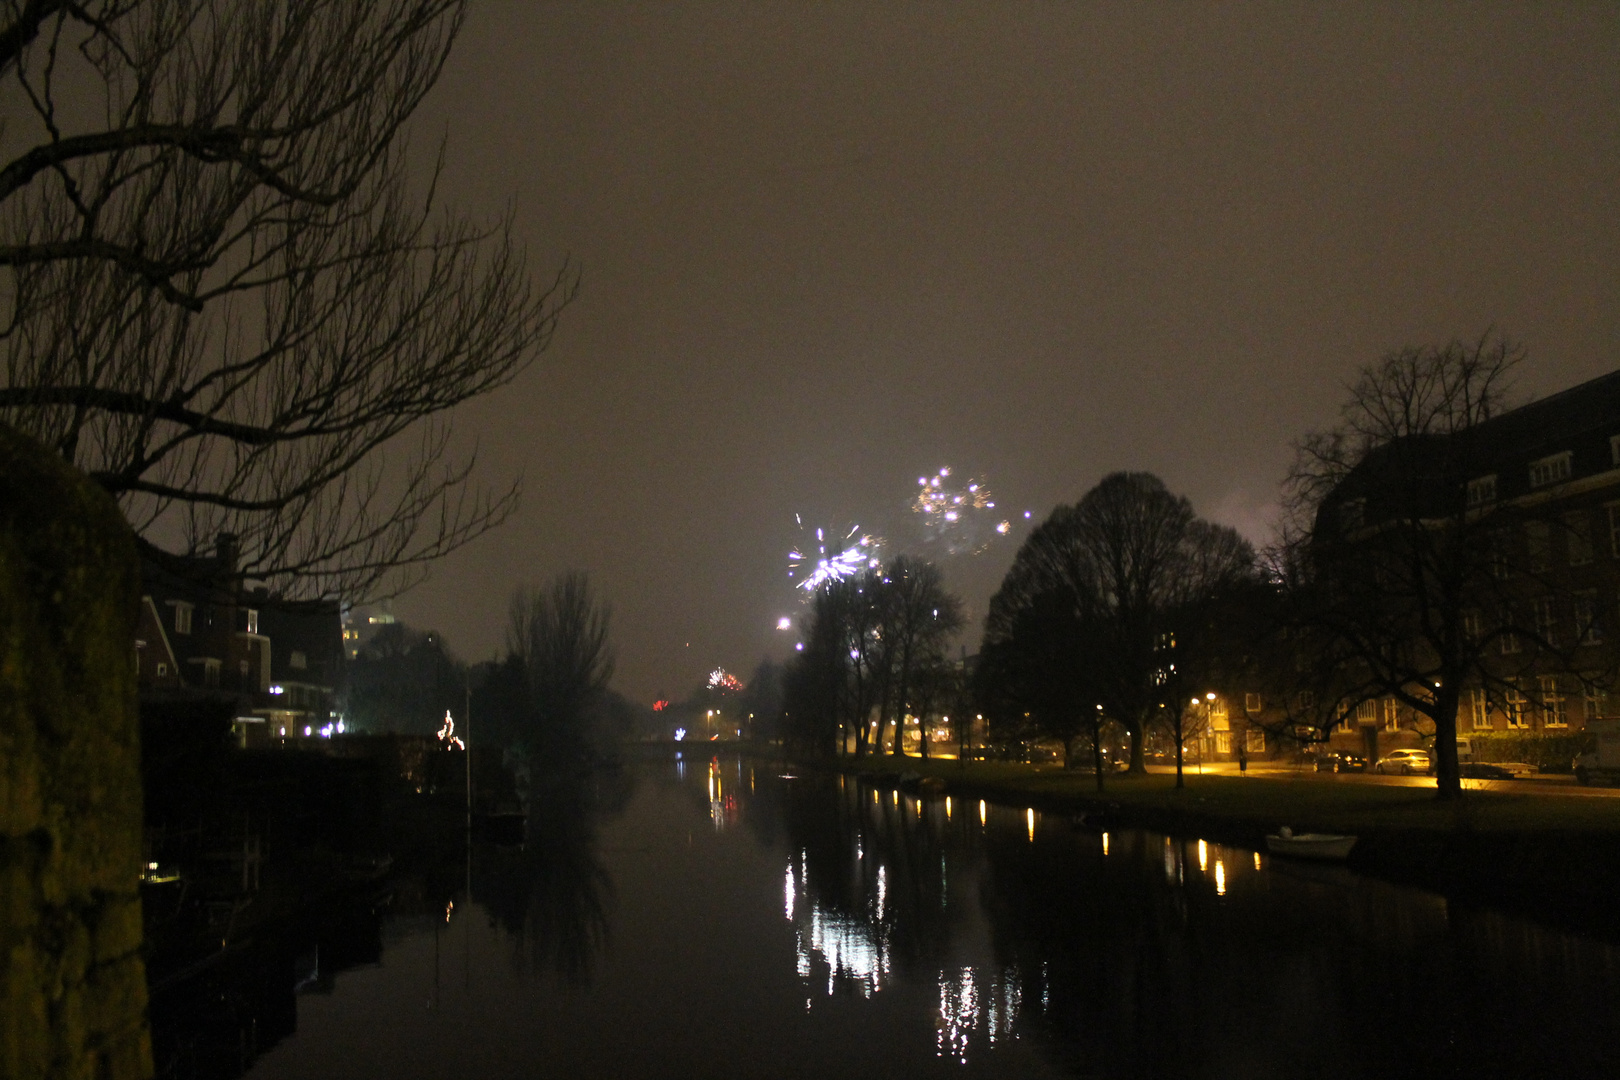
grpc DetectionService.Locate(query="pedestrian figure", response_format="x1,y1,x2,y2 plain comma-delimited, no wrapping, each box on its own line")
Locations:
1238,742,1248,776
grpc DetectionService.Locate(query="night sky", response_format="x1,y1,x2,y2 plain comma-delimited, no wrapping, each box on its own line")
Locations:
392,3,1620,704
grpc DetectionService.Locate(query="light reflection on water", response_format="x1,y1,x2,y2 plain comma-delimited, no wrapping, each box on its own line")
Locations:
782,830,1026,1065
936,967,1023,1064
227,755,1620,1080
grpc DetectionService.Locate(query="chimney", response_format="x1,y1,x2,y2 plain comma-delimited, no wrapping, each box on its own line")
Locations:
215,532,239,575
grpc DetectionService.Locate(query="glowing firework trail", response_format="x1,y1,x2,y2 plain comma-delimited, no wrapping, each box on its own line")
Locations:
788,514,883,592
912,467,1014,556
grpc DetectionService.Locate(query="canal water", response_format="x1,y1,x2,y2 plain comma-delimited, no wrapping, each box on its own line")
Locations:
198,754,1616,1079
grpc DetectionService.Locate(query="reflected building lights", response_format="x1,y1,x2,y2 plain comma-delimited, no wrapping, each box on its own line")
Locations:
979,799,987,826
1102,831,1109,856
784,854,891,998
1026,808,1035,842
1215,859,1227,896
708,759,737,830
1198,839,1208,872
936,966,1024,1062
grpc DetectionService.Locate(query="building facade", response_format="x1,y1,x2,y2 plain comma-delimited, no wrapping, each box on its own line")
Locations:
135,534,344,744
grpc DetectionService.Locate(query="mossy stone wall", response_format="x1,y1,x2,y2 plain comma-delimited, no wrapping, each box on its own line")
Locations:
0,424,151,1079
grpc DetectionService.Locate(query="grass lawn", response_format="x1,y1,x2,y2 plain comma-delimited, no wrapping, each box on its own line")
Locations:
838,755,1620,837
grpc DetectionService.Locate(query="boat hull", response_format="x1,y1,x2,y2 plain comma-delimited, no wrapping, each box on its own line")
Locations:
1264,834,1357,861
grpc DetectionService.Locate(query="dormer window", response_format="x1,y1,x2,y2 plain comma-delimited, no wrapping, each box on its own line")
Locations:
171,601,193,635
1528,451,1572,489
1466,475,1497,507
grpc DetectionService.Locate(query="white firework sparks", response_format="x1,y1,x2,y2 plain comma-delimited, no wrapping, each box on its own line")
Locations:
912,467,1013,556
788,515,883,593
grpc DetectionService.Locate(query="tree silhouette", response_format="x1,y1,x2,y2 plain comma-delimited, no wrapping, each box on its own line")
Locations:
0,1,575,601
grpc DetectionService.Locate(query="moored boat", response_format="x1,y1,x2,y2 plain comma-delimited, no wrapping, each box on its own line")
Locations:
1264,827,1357,861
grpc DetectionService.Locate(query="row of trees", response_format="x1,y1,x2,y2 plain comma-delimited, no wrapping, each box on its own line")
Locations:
785,335,1610,802
976,472,1255,788
781,556,967,759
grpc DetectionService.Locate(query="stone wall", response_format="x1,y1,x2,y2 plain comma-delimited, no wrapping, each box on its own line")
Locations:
0,424,151,1079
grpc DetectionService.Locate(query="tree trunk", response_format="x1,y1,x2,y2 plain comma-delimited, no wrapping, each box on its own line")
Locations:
1431,689,1462,799
1174,718,1185,789
1127,718,1146,773
1091,722,1106,793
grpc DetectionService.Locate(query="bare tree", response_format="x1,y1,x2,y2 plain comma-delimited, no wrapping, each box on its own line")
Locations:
877,555,962,757
0,0,576,601
1280,334,1613,797
981,472,1256,777
507,572,614,759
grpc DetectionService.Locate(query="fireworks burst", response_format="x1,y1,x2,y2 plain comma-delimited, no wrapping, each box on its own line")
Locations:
912,467,1013,556
788,515,883,592
709,667,743,692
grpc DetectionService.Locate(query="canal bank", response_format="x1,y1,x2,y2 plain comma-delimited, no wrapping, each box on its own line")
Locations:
795,752,1620,941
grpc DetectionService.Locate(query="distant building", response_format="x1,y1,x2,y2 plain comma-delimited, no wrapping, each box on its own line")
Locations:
135,534,344,744
341,601,398,660
1199,369,1620,766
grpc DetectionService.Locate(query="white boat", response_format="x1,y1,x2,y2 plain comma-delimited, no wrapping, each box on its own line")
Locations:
1264,827,1357,861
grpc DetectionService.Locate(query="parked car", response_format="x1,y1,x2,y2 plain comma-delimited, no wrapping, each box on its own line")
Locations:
1313,751,1367,773
1376,749,1432,775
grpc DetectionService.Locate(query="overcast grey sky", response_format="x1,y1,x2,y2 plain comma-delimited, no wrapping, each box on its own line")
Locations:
391,2,1620,702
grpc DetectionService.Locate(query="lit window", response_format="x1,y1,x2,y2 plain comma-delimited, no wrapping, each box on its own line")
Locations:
1209,697,1229,731
156,662,168,678
1384,697,1400,732
246,609,258,634
1505,681,1528,728
1469,688,1490,730
1356,700,1377,725
1528,452,1572,489
1500,629,1520,655
1466,475,1497,507
1584,682,1607,722
1214,732,1231,755
1540,675,1568,727
1245,728,1266,754
1463,610,1482,641
172,602,193,635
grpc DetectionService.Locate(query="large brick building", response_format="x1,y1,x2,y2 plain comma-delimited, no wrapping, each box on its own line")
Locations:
1198,368,1620,768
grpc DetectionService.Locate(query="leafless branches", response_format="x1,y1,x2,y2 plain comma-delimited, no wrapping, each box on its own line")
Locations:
1278,333,1609,796
0,0,577,600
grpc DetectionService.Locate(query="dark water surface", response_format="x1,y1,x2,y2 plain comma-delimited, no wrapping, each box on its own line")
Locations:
218,754,1616,1079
